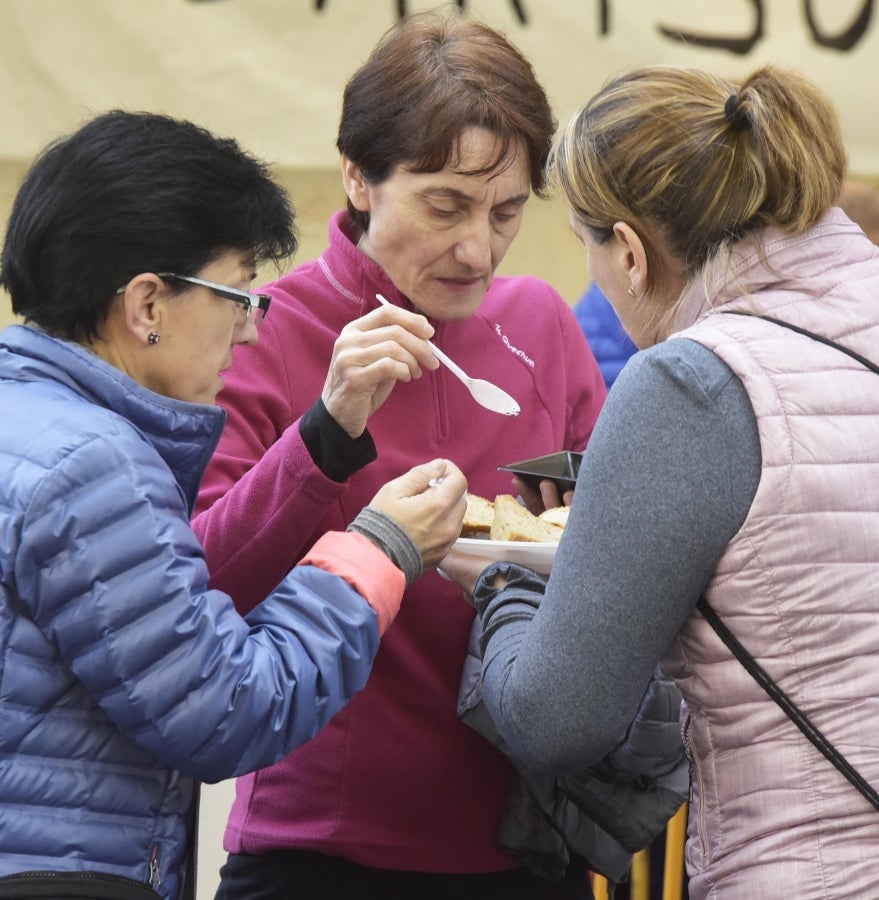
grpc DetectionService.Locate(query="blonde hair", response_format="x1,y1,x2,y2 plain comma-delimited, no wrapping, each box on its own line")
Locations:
550,65,846,306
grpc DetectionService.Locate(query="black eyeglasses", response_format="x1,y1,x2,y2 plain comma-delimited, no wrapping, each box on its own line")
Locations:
157,272,271,325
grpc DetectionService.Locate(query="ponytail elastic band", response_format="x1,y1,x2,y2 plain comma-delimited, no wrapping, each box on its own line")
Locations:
724,94,750,133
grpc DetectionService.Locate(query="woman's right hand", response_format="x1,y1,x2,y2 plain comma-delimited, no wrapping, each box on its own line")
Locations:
368,459,467,569
321,305,440,439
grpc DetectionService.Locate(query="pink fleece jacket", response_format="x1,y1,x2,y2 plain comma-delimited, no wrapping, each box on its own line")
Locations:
193,210,606,872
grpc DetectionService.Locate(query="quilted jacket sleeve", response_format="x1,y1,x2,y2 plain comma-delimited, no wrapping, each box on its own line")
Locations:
458,567,686,880
14,428,389,783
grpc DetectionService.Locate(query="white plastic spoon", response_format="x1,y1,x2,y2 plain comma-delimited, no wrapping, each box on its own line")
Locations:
376,293,520,416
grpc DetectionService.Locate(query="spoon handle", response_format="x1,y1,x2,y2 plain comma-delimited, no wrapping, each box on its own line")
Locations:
375,293,470,386
422,339,470,385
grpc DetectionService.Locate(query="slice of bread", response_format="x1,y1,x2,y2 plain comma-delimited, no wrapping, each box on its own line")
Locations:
539,506,570,529
489,494,565,543
463,492,495,535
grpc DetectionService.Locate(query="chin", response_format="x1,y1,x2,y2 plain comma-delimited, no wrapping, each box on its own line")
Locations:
444,307,480,323
186,387,219,405
424,293,485,323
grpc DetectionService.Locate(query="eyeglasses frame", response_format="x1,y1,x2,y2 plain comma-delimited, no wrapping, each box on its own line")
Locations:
156,272,271,324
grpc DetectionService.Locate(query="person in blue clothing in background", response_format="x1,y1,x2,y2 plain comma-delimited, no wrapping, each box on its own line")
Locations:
573,282,637,389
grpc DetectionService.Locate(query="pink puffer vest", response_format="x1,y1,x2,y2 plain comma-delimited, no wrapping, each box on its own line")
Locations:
660,210,879,899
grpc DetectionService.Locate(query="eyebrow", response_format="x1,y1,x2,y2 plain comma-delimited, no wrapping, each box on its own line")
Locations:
422,186,531,207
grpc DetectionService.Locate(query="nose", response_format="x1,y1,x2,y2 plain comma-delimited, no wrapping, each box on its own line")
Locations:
453,218,493,271
233,315,259,346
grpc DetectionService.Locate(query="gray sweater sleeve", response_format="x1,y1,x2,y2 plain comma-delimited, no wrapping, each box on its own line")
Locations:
475,339,761,775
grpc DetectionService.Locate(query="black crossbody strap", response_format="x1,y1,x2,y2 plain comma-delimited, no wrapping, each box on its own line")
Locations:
696,597,879,810
722,310,879,373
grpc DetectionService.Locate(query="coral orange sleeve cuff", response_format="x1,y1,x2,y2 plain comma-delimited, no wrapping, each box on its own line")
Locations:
300,531,405,635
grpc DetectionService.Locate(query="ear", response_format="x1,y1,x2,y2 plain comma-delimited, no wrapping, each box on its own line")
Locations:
612,222,649,296
340,155,371,212
118,274,165,347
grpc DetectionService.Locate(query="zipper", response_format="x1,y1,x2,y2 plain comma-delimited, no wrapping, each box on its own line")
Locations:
681,711,693,764
149,845,162,891
431,321,450,441
681,710,710,857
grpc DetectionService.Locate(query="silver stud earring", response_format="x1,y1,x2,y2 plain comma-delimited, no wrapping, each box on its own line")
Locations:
148,332,161,345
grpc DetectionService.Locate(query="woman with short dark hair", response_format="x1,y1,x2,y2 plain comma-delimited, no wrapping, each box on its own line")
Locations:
0,108,465,899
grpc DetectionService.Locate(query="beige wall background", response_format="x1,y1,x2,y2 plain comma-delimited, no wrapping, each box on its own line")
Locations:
0,2,876,896
2,0,879,327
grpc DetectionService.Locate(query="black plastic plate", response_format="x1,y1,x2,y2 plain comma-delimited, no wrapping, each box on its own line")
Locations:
498,450,582,494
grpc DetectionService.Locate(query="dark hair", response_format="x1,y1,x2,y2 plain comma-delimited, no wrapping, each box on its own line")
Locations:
0,109,298,341
337,10,556,232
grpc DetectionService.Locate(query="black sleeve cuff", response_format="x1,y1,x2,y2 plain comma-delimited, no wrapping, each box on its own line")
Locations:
299,398,377,482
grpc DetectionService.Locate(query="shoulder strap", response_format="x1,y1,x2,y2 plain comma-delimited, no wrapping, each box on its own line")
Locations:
696,596,879,811
721,310,879,374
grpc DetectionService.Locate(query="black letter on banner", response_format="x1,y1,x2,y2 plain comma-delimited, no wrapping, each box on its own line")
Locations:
600,0,610,34
658,0,764,55
804,0,873,50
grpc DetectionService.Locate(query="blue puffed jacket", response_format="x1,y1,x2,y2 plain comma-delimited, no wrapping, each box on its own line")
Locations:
0,325,391,899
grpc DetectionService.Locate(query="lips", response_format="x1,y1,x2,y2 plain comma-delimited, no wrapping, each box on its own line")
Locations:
436,275,487,292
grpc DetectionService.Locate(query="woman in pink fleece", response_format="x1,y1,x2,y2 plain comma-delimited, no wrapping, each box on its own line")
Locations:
193,10,606,900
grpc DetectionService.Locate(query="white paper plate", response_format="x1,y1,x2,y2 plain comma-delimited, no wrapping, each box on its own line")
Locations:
453,537,558,575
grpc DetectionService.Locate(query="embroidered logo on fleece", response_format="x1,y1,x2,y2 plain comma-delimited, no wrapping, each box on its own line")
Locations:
495,323,535,368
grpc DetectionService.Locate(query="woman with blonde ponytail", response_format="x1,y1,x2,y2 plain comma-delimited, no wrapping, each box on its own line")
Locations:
443,65,879,899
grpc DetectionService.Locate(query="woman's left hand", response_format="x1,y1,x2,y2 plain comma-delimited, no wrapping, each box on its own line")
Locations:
437,546,498,606
512,475,573,516
368,459,467,570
